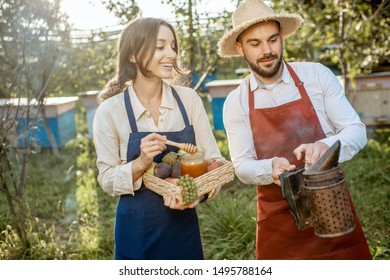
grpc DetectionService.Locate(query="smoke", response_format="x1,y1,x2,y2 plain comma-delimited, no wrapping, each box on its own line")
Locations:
253,108,321,163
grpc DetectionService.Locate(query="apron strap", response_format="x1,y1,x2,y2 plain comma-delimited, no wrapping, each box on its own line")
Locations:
123,86,190,132
171,87,191,127
248,62,311,111
124,87,138,132
285,62,310,102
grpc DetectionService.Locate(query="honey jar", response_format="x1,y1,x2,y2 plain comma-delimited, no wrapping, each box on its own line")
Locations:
180,151,208,178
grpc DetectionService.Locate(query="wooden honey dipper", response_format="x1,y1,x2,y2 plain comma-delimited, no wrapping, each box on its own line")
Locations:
165,140,198,154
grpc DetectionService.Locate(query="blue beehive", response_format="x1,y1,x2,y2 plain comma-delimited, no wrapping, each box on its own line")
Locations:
210,97,226,130
78,90,99,139
192,72,217,92
0,97,79,148
205,79,242,130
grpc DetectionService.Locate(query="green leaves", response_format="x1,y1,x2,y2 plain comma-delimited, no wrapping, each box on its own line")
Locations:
275,0,389,95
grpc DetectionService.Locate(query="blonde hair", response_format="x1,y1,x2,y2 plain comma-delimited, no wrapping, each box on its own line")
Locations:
97,17,186,103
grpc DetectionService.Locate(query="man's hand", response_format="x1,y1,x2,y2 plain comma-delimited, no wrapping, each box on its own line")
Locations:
293,142,329,169
272,157,296,186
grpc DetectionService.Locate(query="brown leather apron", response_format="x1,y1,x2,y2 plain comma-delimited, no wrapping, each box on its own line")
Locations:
248,62,372,259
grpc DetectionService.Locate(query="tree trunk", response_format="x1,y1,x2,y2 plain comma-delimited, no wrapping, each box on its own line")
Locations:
193,59,219,92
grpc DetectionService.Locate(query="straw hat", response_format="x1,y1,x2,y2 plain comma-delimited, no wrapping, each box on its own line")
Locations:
218,0,303,57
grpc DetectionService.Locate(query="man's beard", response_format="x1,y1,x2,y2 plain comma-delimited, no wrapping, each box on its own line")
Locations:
245,53,282,79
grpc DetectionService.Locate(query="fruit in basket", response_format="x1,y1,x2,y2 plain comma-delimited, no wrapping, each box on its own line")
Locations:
171,162,182,178
207,161,225,171
164,177,178,185
162,151,180,166
146,162,157,175
177,174,198,204
154,162,172,179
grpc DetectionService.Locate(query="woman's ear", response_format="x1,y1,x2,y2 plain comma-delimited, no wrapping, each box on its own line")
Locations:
129,55,136,63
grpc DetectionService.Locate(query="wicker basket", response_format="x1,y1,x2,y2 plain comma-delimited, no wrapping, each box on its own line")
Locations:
142,159,234,205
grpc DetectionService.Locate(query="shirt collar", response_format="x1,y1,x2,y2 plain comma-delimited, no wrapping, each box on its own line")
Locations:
249,61,293,91
128,81,175,121
161,82,175,110
280,62,292,84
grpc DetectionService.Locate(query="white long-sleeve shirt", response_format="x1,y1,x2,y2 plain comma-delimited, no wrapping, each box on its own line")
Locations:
223,62,366,186
93,81,222,196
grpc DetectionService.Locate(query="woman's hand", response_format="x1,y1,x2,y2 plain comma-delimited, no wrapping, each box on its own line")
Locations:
163,190,200,210
132,133,167,182
293,142,329,169
271,157,296,186
207,187,221,200
137,133,167,170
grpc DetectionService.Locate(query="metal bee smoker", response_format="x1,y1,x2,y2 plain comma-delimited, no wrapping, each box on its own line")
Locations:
279,140,356,238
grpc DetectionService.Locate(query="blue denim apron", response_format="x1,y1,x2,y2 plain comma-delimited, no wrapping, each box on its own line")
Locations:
114,87,204,260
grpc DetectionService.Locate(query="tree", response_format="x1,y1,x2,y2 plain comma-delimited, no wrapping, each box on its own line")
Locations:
102,0,141,24
58,33,117,94
163,0,245,88
0,0,71,248
97,0,246,89
272,0,389,96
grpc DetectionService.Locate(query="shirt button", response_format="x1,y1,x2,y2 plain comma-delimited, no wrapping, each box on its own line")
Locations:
160,118,164,122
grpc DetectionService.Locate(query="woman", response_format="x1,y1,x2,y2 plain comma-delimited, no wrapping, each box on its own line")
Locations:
93,17,223,260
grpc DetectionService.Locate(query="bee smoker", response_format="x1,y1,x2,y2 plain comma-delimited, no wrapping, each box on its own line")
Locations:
280,140,356,238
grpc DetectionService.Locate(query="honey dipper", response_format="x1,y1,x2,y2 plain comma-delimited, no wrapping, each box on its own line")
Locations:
165,140,198,154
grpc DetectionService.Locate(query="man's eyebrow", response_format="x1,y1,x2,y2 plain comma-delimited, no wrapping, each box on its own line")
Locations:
246,38,260,43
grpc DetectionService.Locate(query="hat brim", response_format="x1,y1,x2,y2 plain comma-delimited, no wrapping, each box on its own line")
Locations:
218,14,303,58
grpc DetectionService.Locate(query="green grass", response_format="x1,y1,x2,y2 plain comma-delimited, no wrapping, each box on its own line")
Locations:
341,132,390,260
198,182,257,260
0,134,116,260
0,102,389,260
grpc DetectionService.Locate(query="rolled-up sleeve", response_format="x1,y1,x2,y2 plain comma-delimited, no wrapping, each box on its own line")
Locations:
223,83,274,186
312,64,367,162
93,99,140,196
223,63,367,188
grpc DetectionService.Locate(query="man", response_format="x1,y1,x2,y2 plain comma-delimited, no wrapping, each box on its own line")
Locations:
219,0,372,259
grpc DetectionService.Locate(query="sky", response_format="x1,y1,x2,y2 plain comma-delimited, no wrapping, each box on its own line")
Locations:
61,0,236,30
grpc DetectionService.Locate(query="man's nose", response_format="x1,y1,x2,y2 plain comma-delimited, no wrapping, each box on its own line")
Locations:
260,43,272,54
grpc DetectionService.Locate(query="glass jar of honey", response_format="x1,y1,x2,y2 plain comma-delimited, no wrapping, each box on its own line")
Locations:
180,151,208,178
